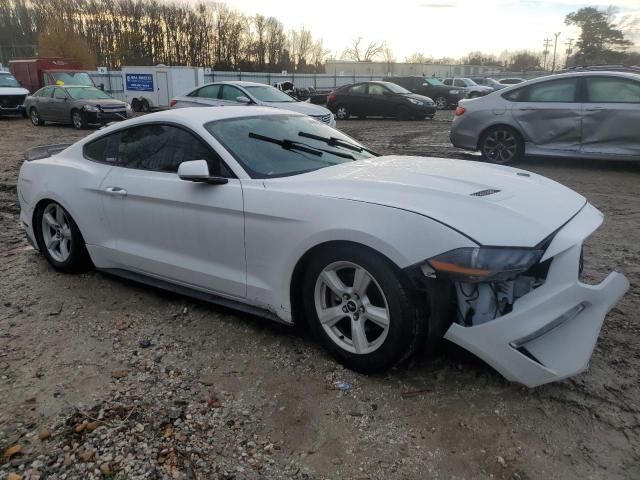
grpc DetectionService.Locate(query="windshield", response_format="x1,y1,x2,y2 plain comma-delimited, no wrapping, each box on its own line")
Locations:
245,85,297,103
206,114,373,178
66,87,113,100
0,73,20,88
382,82,411,94
50,72,94,87
425,78,444,86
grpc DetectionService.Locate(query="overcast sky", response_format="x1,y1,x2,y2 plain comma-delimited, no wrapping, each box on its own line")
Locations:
220,0,640,60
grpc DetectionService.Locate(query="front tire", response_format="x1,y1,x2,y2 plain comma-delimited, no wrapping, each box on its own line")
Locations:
34,201,91,273
71,110,88,129
435,96,448,110
480,126,524,165
302,245,426,373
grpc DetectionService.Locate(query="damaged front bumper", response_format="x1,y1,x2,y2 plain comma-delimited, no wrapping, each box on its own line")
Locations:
444,203,629,387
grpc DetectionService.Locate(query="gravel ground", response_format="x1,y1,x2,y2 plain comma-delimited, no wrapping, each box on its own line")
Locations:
1,112,639,480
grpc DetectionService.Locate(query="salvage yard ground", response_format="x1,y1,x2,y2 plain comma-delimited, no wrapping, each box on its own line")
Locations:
1,112,639,479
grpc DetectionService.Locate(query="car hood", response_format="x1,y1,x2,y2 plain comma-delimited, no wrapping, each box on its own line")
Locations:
262,101,331,116
266,156,586,247
402,93,434,103
76,99,127,108
0,86,29,96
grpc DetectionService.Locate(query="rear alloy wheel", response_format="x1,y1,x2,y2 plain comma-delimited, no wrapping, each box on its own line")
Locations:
335,105,350,120
35,201,91,273
435,96,448,110
71,110,88,129
303,245,426,373
30,108,44,126
480,127,524,165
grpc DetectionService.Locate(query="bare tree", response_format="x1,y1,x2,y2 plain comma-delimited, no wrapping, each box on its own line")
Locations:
341,37,386,62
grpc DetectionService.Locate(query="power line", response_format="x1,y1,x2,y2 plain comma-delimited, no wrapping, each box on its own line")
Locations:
564,38,574,68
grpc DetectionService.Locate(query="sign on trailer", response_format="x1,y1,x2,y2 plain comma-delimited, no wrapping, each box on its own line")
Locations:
125,73,154,92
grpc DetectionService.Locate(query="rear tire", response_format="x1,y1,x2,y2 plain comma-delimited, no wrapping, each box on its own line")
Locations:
302,244,426,373
34,201,92,273
141,99,151,113
335,105,350,120
131,99,141,112
30,108,44,126
479,126,524,165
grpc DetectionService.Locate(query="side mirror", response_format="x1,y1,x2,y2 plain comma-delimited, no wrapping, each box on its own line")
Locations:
178,160,228,185
235,95,251,104
99,83,105,91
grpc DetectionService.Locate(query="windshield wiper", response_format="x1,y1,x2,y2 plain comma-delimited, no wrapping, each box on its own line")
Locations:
248,132,356,160
298,131,380,156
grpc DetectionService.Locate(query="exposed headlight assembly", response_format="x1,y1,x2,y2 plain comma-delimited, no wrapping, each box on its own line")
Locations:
84,105,99,112
407,98,424,106
426,247,543,282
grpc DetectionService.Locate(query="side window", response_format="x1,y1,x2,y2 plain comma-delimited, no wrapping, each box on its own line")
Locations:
53,88,67,99
368,84,387,96
349,84,367,94
195,84,221,99
527,78,577,102
115,124,232,176
586,77,640,103
83,132,120,163
37,87,53,98
443,79,452,86
502,87,527,102
220,85,245,102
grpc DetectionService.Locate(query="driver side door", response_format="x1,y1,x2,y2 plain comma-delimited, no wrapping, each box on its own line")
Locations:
99,123,246,297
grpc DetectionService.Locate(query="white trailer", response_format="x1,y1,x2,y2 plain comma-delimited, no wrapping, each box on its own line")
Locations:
122,66,204,112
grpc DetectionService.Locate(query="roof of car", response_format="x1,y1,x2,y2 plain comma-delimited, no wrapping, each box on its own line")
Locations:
199,81,271,87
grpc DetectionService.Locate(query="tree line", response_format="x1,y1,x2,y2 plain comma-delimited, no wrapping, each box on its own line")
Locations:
0,0,329,72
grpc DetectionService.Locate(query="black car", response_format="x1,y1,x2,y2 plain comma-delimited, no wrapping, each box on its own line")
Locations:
326,81,436,120
382,76,465,109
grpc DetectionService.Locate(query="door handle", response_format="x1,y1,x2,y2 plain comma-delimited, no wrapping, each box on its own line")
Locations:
104,186,127,197
585,107,605,111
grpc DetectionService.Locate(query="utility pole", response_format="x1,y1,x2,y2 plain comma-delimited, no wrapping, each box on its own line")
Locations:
564,38,574,69
542,38,552,70
551,32,561,72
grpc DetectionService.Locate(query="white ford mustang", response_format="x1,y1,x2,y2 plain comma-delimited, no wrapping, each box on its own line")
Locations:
17,107,628,387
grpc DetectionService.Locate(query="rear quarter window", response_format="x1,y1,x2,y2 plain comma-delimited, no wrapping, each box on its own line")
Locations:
83,133,120,163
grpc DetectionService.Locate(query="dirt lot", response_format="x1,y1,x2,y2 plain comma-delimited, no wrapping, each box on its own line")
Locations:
1,112,639,480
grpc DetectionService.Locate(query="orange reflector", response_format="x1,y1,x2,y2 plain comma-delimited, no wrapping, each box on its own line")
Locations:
429,259,491,277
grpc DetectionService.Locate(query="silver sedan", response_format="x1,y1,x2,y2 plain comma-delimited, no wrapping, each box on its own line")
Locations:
170,81,336,127
450,71,640,164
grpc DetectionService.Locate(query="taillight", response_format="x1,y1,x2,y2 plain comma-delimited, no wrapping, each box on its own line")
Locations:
327,92,337,103
169,99,177,107
454,106,466,116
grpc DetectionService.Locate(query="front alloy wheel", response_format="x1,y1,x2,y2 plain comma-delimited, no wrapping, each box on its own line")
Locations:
315,261,390,355
303,245,427,373
435,96,448,110
72,110,87,129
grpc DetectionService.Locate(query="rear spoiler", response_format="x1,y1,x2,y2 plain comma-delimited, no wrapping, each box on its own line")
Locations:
24,143,73,161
